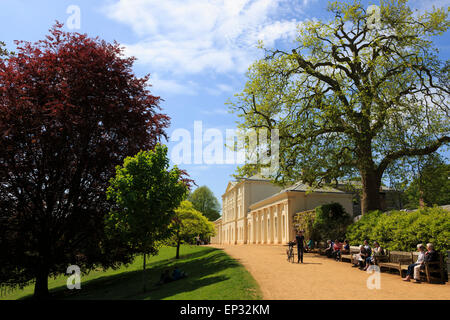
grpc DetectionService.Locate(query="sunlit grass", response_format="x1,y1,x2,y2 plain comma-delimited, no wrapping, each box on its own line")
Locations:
1,245,261,300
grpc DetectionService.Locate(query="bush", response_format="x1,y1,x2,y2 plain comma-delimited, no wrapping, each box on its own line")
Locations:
293,210,316,240
345,206,450,253
312,203,352,241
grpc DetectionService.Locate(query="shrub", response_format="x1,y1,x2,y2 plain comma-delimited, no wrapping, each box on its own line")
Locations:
345,206,450,253
312,203,352,241
293,210,316,240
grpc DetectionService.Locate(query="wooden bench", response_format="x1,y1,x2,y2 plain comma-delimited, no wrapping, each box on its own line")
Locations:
376,251,412,277
376,251,445,283
340,246,360,263
412,252,446,284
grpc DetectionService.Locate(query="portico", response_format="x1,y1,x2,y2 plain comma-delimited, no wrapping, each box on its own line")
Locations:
211,178,353,245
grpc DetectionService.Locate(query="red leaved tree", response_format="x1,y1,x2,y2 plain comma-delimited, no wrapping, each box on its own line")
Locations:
0,23,170,298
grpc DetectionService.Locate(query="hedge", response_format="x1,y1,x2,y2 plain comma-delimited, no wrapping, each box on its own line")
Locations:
345,206,450,253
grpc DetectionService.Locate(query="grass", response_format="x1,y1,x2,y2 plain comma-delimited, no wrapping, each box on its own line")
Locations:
0,245,262,300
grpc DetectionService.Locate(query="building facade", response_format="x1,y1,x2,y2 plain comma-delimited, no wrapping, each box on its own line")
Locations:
211,177,353,245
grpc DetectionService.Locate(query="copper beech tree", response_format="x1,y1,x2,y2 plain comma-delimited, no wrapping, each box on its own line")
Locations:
0,24,170,298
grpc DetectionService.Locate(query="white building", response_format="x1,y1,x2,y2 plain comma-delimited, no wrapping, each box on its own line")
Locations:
210,176,353,245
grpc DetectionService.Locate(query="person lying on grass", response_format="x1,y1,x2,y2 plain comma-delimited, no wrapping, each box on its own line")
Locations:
157,267,188,285
172,266,188,280
158,269,174,285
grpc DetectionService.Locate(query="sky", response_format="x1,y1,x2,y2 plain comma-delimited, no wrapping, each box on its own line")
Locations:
1,0,449,207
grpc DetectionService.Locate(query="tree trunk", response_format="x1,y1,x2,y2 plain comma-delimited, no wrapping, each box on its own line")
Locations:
361,170,382,215
142,253,147,292
33,267,49,299
176,238,181,259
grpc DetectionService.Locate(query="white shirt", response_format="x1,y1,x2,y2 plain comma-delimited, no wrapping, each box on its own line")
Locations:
416,251,425,264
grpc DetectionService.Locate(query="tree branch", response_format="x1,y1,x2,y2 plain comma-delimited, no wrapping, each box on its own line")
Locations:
377,136,450,176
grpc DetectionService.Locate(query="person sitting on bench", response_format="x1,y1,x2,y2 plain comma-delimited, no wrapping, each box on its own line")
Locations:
342,240,350,254
307,239,314,251
324,240,334,258
363,241,384,271
331,239,342,261
403,244,425,283
352,245,366,268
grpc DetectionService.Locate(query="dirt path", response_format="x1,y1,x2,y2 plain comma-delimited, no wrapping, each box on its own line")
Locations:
210,244,450,300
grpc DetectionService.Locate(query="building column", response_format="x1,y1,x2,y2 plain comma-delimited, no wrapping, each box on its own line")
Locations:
253,212,259,244
269,206,274,244
282,202,288,244
259,211,263,244
274,205,281,243
265,208,270,244
261,210,266,244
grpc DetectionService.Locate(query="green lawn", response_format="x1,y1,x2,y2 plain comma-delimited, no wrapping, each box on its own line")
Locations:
1,245,261,300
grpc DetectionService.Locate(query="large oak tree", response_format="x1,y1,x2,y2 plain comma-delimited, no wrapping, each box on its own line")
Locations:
0,24,169,298
231,0,449,214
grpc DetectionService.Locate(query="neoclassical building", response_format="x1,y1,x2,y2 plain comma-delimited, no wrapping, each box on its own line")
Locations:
210,176,353,245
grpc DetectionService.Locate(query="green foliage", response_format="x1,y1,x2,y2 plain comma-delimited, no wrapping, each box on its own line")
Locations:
171,200,216,245
294,203,351,241
0,41,13,57
345,210,383,245
106,144,189,258
346,207,450,253
403,159,450,208
188,186,221,221
313,203,352,241
229,0,449,213
293,210,316,240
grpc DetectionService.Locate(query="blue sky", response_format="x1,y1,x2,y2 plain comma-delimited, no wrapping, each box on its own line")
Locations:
1,0,449,207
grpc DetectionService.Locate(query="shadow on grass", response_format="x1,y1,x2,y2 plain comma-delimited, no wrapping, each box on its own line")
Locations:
22,247,241,300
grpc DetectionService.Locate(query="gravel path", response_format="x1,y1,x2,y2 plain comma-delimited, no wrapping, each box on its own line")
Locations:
211,244,450,300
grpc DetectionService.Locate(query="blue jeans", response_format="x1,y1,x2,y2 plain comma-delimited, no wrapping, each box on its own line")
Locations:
406,263,419,276
297,246,304,263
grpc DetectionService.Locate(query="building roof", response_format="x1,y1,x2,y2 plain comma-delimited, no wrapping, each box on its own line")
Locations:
236,173,271,182
223,174,272,197
248,181,351,210
336,180,398,192
280,181,346,194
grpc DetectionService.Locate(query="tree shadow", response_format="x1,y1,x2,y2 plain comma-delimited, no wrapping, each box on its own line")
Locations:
24,247,241,300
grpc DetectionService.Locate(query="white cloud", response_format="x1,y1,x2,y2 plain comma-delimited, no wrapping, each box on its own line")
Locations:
201,108,230,116
411,0,450,11
103,0,310,75
149,73,198,95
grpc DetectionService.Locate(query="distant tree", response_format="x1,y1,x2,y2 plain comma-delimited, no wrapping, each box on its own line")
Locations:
403,156,450,208
106,145,190,291
230,0,449,214
188,186,221,221
0,41,8,56
0,24,170,298
170,201,215,259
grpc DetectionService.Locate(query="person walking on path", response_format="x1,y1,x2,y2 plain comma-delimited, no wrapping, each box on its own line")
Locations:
295,230,307,264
